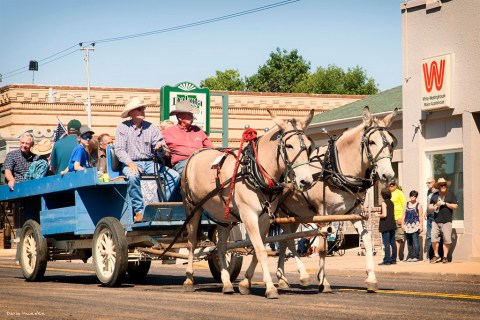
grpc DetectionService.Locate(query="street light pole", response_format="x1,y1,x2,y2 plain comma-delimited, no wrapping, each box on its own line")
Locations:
81,46,94,128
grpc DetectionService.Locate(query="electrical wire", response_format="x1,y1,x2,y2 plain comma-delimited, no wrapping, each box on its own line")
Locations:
1,0,299,82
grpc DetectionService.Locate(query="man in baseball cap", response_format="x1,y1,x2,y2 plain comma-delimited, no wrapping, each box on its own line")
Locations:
51,119,82,174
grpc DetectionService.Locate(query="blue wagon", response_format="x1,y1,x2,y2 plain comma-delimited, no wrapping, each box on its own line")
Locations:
1,159,243,287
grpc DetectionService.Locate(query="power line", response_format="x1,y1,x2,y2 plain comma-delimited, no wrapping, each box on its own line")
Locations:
1,0,299,82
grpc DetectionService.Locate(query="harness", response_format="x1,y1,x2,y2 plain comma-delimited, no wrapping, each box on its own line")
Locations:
183,124,311,223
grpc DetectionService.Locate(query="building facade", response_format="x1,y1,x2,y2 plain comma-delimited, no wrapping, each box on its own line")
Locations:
400,0,480,261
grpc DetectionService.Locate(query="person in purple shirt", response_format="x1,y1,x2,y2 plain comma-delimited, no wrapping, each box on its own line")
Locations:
115,97,180,223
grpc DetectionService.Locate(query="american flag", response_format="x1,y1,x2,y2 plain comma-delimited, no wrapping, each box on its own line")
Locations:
53,118,67,142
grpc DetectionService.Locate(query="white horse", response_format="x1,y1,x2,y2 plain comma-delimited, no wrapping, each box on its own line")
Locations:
271,106,397,293
181,110,314,299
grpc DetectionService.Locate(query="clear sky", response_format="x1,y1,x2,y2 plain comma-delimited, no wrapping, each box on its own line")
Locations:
0,0,402,92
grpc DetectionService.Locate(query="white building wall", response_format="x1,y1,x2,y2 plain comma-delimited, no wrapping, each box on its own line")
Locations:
401,0,480,261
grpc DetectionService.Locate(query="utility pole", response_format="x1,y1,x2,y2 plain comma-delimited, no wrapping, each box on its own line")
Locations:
81,45,95,128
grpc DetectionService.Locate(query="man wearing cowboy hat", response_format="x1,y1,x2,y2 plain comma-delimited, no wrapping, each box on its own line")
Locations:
162,99,214,175
4,132,35,190
115,97,180,223
428,177,458,263
24,138,53,180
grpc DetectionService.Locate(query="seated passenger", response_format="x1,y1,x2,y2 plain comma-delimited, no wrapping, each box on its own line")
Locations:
61,126,95,175
162,100,214,175
115,97,180,223
24,139,53,180
4,132,35,190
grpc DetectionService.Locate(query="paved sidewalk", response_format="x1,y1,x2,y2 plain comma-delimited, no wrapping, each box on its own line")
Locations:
3,247,479,282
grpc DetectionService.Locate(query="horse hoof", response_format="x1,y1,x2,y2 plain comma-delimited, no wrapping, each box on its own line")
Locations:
278,279,290,289
238,280,251,295
222,285,235,294
319,284,332,293
365,281,378,293
299,277,311,287
183,280,195,292
266,289,279,299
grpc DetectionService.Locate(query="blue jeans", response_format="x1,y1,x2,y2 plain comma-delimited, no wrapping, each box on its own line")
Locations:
123,160,180,214
381,230,397,264
406,231,420,260
426,214,434,259
173,159,187,176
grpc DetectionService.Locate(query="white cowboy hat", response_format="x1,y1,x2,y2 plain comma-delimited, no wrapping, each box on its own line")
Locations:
121,97,147,118
31,139,53,156
169,100,199,116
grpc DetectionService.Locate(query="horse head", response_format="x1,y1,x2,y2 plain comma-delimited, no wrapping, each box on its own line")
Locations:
266,109,314,191
360,106,398,183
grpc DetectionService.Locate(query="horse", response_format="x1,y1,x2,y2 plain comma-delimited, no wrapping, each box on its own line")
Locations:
265,106,397,293
181,110,315,299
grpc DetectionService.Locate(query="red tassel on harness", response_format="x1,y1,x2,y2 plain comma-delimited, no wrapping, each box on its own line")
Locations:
224,128,257,219
224,128,276,219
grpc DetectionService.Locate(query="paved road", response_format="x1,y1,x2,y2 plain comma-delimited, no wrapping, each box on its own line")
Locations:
1,255,479,320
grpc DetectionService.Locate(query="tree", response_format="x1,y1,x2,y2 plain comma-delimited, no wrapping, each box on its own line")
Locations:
246,48,310,93
294,64,378,95
200,69,246,91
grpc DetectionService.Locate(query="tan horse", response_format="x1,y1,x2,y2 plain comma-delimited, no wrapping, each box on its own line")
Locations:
182,110,314,299
273,106,398,293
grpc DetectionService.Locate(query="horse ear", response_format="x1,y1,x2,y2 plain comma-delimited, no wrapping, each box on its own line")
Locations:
362,106,372,127
268,110,287,130
299,109,315,130
382,108,398,128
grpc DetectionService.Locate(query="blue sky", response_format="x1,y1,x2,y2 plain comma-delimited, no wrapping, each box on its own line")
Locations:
0,0,402,92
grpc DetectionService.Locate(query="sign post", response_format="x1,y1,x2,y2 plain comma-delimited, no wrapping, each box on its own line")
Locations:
160,82,210,135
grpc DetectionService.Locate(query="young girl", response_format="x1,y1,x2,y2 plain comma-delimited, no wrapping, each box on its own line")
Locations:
402,190,424,262
377,187,397,265
61,126,95,175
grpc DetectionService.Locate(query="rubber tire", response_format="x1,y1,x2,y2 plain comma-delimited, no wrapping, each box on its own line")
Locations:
127,260,151,282
19,220,48,281
208,224,243,283
92,217,128,287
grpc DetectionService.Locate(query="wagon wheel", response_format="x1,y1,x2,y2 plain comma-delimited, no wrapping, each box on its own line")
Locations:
127,260,151,282
208,224,243,283
19,220,48,281
92,217,128,287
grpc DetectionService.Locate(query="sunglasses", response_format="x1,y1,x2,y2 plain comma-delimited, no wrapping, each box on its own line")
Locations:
439,184,447,187
81,134,93,140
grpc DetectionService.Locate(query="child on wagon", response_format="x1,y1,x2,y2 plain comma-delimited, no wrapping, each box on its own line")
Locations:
61,126,95,175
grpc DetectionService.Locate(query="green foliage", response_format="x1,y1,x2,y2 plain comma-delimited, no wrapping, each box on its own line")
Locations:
245,48,310,93
200,69,246,91
294,65,378,95
199,48,379,95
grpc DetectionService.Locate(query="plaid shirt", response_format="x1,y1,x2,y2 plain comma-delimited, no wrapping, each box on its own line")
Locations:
24,158,49,180
3,149,36,182
115,120,166,165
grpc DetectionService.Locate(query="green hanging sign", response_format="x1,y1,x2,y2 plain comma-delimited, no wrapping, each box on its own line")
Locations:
160,82,210,135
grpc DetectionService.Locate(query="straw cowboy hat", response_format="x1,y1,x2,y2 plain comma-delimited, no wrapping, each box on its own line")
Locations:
121,97,147,118
31,139,53,156
169,100,199,116
435,177,449,188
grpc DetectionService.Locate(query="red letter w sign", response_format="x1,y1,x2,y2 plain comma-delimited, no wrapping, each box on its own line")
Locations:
423,59,445,93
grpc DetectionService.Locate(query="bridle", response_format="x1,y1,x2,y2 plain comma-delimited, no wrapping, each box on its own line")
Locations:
361,126,398,174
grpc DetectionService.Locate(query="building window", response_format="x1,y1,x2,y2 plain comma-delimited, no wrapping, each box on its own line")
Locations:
431,151,463,220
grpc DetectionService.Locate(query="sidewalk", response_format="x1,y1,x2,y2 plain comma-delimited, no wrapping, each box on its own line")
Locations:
3,247,479,282
276,248,480,283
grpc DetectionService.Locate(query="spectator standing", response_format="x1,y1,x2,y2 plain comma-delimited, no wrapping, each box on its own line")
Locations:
97,133,113,175
50,119,81,174
388,180,406,261
162,100,214,175
424,177,438,260
377,188,397,265
4,132,35,190
429,177,458,263
24,139,53,180
115,97,180,223
402,190,423,262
